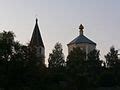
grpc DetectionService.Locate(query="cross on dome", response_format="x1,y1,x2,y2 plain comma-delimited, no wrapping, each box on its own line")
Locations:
79,24,84,35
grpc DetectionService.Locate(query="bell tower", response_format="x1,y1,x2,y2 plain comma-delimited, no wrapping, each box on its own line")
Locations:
29,18,45,64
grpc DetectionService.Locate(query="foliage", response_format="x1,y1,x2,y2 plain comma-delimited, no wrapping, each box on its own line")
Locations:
87,49,102,73
86,49,103,87
0,31,46,89
105,46,118,68
48,42,65,70
66,47,86,74
1,31,120,89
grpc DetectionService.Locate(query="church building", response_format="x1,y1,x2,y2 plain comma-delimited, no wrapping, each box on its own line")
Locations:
29,19,45,64
67,24,96,55
28,20,96,64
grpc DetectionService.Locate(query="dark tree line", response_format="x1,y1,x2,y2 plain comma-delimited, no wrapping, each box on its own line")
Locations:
0,31,120,90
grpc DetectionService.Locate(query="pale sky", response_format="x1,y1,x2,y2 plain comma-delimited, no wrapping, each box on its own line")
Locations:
0,0,120,64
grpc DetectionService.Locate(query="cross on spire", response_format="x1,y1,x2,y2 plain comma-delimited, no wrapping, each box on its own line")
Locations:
79,24,84,35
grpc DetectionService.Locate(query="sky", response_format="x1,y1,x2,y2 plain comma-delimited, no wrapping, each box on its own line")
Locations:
0,0,120,64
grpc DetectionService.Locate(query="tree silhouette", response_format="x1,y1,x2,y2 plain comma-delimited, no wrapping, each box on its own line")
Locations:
66,47,86,74
86,49,102,87
66,47,89,89
0,31,25,89
87,49,102,72
48,42,65,70
1,31,120,89
105,46,118,68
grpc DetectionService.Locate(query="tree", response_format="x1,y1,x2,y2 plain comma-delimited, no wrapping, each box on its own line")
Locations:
86,49,102,87
0,31,15,61
66,47,88,89
23,45,47,89
48,42,65,70
66,47,86,74
0,31,46,89
105,46,118,68
87,49,102,70
47,42,66,90
0,31,26,89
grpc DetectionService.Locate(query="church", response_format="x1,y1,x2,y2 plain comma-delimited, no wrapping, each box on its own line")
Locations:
29,18,45,64
29,19,96,64
67,24,96,55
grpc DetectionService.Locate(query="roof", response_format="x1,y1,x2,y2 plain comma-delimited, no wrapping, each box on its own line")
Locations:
29,19,44,47
68,34,96,45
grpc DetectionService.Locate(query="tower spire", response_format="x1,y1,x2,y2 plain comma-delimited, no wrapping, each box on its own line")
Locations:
36,18,38,23
30,18,44,47
79,24,84,35
29,18,45,64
